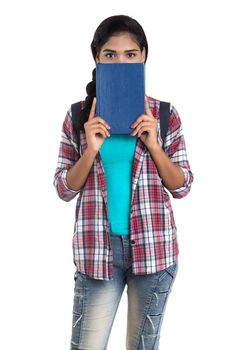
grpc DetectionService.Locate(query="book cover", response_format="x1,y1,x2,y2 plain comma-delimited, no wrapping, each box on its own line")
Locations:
96,63,145,134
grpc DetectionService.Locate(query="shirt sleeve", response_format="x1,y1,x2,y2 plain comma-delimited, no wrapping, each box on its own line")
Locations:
164,105,194,199
53,108,82,202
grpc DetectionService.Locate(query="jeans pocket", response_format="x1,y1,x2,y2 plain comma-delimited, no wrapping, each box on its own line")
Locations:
74,271,78,282
166,261,178,278
158,262,178,283
74,270,87,282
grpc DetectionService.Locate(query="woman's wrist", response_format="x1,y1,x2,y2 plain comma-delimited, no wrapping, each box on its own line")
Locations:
85,146,99,158
147,142,162,154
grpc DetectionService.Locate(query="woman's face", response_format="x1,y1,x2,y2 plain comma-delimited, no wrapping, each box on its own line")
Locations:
95,32,146,64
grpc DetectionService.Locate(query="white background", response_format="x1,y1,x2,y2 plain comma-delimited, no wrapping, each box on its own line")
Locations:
0,0,233,349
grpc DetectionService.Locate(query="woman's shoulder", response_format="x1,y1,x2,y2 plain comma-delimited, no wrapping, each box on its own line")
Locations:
68,99,86,113
146,95,160,105
64,99,86,123
146,95,171,108
147,95,180,117
146,95,161,118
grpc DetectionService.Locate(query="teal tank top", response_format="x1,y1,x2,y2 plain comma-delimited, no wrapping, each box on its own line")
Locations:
100,135,137,235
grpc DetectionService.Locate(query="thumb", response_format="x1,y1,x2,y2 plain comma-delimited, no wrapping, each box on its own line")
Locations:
88,97,96,120
144,96,151,115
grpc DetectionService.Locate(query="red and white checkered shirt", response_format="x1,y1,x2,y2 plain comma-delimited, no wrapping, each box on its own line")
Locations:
53,96,193,280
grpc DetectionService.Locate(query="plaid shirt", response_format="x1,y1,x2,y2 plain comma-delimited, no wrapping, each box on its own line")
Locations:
53,96,193,280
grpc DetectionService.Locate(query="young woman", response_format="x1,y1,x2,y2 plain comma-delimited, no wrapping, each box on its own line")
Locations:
54,15,193,350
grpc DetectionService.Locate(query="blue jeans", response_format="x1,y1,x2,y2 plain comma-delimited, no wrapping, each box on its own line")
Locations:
70,235,178,350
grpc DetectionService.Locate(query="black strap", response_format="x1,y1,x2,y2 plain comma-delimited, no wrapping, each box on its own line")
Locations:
159,101,171,150
71,101,82,151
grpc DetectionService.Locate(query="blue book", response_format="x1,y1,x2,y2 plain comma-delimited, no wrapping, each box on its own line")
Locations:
96,63,145,134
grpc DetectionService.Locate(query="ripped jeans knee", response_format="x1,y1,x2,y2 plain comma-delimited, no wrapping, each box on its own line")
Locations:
140,290,168,350
127,262,178,350
70,273,85,349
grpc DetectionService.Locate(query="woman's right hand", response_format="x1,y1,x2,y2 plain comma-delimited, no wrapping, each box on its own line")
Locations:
84,97,111,153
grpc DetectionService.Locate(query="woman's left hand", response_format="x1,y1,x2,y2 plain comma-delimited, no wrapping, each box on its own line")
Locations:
130,96,159,150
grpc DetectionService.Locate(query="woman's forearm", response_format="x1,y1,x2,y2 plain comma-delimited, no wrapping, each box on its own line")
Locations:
147,144,184,190
66,148,98,191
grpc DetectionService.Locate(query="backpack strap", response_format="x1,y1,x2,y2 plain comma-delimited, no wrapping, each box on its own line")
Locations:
159,101,171,151
71,101,82,152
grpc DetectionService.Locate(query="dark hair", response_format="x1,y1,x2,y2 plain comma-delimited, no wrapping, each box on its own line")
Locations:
78,15,148,129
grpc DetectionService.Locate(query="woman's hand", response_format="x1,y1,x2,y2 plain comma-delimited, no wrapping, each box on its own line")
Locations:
84,98,111,152
130,96,160,151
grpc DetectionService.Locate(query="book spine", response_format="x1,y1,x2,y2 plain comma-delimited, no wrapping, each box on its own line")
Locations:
96,64,100,117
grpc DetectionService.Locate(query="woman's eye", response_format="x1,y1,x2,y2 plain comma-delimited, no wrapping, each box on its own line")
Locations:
105,53,115,58
127,53,136,58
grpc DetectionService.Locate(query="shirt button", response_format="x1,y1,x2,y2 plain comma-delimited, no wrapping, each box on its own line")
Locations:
130,240,135,245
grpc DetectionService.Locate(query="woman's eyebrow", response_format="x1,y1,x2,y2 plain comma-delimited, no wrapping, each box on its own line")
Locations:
102,49,140,53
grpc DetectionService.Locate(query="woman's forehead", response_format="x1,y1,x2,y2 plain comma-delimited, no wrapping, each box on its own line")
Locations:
100,32,139,50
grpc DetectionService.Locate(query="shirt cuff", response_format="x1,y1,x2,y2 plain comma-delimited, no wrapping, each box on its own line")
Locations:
61,169,81,194
169,167,190,194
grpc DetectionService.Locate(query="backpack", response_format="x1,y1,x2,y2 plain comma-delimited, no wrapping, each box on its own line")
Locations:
71,100,171,151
